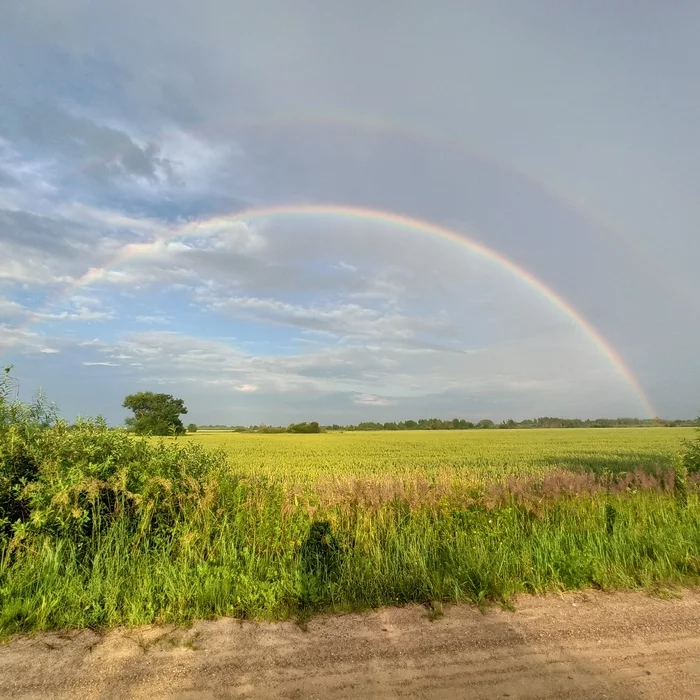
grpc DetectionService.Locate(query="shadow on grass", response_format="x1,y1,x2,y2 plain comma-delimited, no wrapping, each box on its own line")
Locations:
297,521,344,625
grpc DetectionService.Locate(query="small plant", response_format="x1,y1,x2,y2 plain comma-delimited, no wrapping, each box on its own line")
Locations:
423,601,444,622
605,503,617,535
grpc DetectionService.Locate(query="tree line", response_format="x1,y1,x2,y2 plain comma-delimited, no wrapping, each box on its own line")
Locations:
196,416,698,433
120,390,698,436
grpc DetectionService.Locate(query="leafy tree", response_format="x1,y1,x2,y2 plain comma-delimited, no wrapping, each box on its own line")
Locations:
123,392,188,436
187,423,198,433
477,419,495,429
288,421,321,434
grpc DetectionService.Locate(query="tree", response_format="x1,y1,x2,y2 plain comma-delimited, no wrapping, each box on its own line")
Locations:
123,392,188,436
287,421,321,434
187,423,198,433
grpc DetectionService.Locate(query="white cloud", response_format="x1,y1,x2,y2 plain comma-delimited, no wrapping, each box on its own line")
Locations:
0,298,25,318
194,292,448,342
39,348,59,354
135,315,171,325
80,324,636,422
37,308,115,322
354,394,395,406
83,362,120,367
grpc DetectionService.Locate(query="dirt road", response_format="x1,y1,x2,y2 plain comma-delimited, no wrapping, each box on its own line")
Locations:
1,591,699,699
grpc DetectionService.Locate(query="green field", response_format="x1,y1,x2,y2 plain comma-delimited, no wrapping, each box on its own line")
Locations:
186,427,693,483
1,424,699,635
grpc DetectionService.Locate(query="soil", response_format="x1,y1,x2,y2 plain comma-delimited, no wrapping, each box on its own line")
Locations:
2,590,700,699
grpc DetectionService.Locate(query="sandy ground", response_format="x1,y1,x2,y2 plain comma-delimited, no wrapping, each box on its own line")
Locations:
1,591,700,699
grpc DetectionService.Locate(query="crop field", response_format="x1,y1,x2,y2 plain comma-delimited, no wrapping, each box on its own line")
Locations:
1,424,699,635
186,427,693,484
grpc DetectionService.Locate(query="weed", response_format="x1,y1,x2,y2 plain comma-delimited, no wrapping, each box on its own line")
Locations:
423,601,444,622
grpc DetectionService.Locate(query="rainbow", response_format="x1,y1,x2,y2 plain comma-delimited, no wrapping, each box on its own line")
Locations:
210,113,689,304
76,112,691,310
56,203,655,416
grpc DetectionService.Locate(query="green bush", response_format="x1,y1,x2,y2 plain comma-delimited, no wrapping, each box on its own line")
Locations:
680,420,700,475
287,421,321,434
0,368,57,539
12,419,229,549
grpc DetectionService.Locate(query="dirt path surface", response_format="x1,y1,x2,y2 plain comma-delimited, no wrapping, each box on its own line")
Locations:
2,591,700,700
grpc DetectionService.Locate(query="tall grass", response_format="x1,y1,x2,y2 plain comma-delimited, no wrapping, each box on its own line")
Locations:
1,382,700,635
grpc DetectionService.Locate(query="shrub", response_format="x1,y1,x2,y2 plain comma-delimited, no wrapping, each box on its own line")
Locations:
287,421,321,434
680,420,700,475
0,368,57,539
13,419,229,549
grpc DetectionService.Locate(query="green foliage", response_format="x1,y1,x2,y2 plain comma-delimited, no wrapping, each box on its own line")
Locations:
0,368,58,540
287,421,321,434
604,503,617,535
123,392,188,436
199,415,697,433
680,420,700,476
14,420,228,549
187,423,198,433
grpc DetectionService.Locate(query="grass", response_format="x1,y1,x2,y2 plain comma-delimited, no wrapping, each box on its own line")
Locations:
1,424,699,636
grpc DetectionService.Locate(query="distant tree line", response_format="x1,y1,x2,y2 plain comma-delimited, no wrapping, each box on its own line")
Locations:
194,416,698,433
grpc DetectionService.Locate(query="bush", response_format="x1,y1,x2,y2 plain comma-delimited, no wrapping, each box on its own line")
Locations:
1,368,229,550
11,419,229,549
681,420,700,475
287,421,321,434
0,368,57,539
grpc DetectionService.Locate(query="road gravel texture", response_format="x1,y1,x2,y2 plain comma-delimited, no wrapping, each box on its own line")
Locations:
1,590,699,699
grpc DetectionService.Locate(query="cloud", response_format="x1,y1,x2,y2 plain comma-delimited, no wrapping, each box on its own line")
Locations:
33,296,115,323
354,394,395,406
0,297,25,318
37,308,115,322
0,323,61,355
0,101,174,186
75,325,639,422
83,362,120,367
236,384,257,392
0,208,136,288
193,292,452,343
135,315,170,325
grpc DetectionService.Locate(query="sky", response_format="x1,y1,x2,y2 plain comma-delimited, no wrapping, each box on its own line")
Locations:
1,1,699,425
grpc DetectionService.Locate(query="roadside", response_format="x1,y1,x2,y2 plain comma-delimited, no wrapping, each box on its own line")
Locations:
1,590,699,699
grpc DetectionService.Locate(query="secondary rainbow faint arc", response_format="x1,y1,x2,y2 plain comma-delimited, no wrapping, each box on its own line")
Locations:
65,203,655,416
77,113,694,315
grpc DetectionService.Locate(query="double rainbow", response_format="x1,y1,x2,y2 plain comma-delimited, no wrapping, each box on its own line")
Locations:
54,203,655,416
